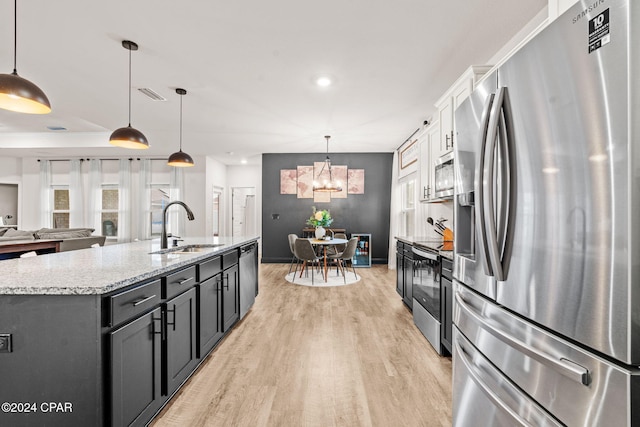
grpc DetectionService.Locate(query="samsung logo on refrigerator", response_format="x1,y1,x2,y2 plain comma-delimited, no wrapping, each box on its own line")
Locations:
572,0,607,24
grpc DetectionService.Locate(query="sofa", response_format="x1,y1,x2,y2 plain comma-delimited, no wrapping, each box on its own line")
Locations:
0,227,107,252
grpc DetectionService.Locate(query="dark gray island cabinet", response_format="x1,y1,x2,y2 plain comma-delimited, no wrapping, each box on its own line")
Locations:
0,238,258,427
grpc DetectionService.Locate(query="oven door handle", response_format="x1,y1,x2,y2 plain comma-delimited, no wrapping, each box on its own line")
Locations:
411,247,438,260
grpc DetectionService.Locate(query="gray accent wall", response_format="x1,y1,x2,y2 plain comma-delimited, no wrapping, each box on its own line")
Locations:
261,153,393,264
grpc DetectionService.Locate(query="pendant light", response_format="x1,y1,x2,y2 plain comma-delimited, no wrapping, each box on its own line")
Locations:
167,88,194,167
0,0,51,114
313,135,342,192
109,40,149,149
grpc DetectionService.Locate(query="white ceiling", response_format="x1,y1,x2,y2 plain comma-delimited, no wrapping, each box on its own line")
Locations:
0,0,546,164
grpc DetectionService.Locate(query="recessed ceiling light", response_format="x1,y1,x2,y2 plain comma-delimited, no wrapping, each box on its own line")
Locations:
241,159,247,164
316,77,332,87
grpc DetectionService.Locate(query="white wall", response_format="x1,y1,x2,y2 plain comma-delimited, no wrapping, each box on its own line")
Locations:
0,157,21,182
183,156,207,237
205,156,228,237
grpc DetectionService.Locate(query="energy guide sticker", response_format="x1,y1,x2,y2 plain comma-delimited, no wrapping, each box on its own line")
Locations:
588,9,609,53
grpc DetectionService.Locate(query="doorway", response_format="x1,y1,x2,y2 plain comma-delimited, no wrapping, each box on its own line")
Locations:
212,186,223,236
0,183,19,227
231,187,256,237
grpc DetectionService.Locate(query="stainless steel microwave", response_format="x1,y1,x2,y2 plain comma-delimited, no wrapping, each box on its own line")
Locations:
434,152,454,199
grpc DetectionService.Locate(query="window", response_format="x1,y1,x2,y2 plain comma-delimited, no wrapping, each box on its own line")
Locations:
101,186,118,237
52,186,70,228
400,178,416,236
150,185,170,236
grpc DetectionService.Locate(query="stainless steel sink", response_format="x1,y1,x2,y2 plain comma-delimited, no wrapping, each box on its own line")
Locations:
175,247,206,253
150,244,225,255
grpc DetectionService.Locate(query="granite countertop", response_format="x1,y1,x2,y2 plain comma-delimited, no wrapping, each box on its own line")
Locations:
0,236,259,296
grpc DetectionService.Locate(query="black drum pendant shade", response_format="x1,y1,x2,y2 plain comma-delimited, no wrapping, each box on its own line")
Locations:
109,40,149,149
167,88,194,167
167,149,194,167
0,0,51,114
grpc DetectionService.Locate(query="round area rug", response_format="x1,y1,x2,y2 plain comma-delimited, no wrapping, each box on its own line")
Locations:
285,270,360,287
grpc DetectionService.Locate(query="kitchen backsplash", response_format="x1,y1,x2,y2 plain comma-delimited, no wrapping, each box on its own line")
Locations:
417,200,453,240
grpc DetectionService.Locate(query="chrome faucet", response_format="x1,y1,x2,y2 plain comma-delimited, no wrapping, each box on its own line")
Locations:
161,201,195,249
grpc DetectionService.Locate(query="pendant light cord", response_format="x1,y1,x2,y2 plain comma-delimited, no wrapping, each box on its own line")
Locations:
179,94,183,151
325,136,332,179
128,45,132,126
12,0,17,74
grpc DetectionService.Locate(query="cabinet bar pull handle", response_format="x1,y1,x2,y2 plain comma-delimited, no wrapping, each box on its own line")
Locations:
178,277,194,286
132,295,156,306
456,292,591,386
152,316,163,335
223,274,229,290
166,306,176,331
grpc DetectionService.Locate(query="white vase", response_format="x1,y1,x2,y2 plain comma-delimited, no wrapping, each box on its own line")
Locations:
315,226,326,239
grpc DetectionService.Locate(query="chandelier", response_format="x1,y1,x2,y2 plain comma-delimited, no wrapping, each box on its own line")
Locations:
313,135,343,192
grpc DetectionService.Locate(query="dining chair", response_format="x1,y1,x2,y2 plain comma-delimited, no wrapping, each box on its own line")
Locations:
328,237,358,283
287,233,299,273
326,233,347,257
293,238,323,285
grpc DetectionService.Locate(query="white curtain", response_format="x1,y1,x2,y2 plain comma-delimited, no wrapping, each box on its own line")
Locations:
39,160,52,228
169,167,185,237
69,159,84,228
117,159,132,242
87,159,102,235
136,159,152,241
388,151,400,269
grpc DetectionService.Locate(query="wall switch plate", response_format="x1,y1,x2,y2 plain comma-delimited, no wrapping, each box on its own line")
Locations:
0,334,12,353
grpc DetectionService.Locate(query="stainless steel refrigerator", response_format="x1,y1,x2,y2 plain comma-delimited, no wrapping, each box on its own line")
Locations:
452,0,640,425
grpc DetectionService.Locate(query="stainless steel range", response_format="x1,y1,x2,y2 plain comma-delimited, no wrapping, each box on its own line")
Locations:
411,242,445,355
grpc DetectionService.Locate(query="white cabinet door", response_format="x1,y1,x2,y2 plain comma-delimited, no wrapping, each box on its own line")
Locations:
418,129,430,202
418,122,441,202
435,66,492,159
436,99,453,158
427,123,440,201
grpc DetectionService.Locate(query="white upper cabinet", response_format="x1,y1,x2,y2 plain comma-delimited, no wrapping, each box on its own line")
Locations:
434,66,493,158
418,122,440,202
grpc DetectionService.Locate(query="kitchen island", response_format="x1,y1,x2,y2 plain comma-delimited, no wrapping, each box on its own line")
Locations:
0,236,259,427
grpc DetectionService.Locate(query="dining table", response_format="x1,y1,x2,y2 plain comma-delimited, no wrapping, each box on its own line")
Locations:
309,237,348,282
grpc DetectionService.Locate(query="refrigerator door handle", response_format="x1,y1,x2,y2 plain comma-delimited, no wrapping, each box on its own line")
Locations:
454,337,541,427
476,94,495,277
483,88,505,280
499,87,517,280
496,112,509,261
455,292,592,386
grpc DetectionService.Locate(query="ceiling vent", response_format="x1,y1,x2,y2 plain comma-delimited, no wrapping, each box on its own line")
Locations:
137,88,167,101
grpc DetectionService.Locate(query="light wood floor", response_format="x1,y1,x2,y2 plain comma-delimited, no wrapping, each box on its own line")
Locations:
152,264,452,427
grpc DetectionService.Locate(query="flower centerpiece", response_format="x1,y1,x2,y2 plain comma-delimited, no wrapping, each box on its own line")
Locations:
306,207,333,239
